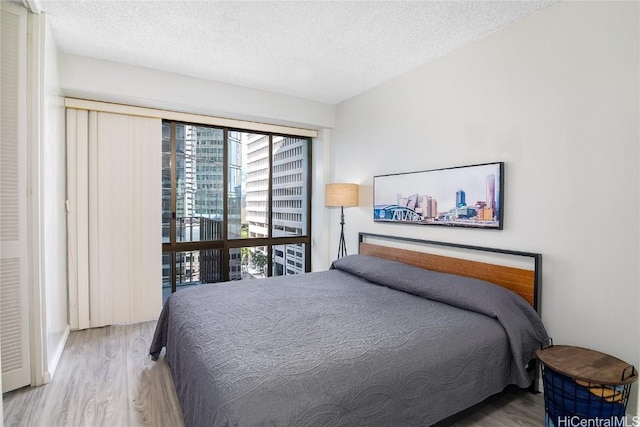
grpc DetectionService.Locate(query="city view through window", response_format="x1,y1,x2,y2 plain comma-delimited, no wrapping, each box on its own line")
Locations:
162,122,311,302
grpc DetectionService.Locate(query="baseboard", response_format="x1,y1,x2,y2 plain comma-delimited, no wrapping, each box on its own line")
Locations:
44,325,70,383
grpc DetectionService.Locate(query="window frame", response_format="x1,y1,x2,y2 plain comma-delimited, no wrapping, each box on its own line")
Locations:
162,120,312,293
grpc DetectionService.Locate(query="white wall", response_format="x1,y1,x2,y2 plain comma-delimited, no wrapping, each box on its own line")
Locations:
27,11,69,384
311,129,332,270
58,53,335,130
42,14,69,378
332,0,639,413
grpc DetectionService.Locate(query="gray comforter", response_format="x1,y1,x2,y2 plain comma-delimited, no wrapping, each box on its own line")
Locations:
150,254,548,427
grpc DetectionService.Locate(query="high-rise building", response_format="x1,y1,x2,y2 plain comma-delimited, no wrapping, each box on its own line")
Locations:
245,134,270,240
429,197,438,219
191,126,224,221
272,136,307,276
246,134,307,276
417,195,438,219
456,189,466,208
227,131,243,240
486,174,496,210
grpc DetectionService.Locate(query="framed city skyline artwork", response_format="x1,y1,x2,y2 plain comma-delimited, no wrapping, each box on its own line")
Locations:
373,162,504,229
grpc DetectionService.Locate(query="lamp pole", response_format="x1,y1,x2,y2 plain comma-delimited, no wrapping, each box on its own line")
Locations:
337,206,347,258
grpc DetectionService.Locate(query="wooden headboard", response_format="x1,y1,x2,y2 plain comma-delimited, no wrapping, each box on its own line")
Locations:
358,233,542,312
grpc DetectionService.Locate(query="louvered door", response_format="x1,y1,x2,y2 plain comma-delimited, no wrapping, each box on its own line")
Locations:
1,1,31,392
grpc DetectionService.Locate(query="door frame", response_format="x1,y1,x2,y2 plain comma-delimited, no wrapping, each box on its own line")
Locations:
26,9,49,387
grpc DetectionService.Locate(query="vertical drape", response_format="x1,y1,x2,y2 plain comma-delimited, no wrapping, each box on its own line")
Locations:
67,108,161,329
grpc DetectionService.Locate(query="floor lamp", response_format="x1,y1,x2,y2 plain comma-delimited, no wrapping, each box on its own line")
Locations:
325,183,359,259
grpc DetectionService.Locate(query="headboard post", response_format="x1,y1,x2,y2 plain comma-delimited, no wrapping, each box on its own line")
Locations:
534,254,542,315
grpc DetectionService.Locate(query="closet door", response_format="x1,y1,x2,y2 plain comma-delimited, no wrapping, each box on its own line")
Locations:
0,1,31,392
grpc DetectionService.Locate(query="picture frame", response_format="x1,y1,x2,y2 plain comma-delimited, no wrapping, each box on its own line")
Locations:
373,162,504,229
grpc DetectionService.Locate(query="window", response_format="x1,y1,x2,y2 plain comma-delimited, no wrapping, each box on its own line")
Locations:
162,121,311,302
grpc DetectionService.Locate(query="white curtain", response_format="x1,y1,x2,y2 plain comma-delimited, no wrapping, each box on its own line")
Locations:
67,108,161,329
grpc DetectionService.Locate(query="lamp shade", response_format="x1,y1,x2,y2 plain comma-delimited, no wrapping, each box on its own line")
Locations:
325,183,359,207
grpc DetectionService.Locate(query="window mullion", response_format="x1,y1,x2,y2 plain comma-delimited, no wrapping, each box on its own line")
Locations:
170,121,177,293
267,134,274,276
221,128,230,281
305,137,312,272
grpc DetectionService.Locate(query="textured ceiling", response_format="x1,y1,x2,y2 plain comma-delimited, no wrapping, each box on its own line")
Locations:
39,0,557,105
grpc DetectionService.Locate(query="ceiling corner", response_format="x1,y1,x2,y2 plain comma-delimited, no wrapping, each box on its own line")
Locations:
21,0,41,14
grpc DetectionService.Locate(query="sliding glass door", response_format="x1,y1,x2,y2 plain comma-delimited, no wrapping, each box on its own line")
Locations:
162,121,311,302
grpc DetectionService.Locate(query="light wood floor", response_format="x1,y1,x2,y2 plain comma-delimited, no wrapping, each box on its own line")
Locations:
3,321,545,427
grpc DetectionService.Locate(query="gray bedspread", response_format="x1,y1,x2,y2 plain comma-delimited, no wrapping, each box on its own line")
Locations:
150,254,548,427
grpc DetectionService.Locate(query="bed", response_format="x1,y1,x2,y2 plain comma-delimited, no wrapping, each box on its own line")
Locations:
150,233,548,426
